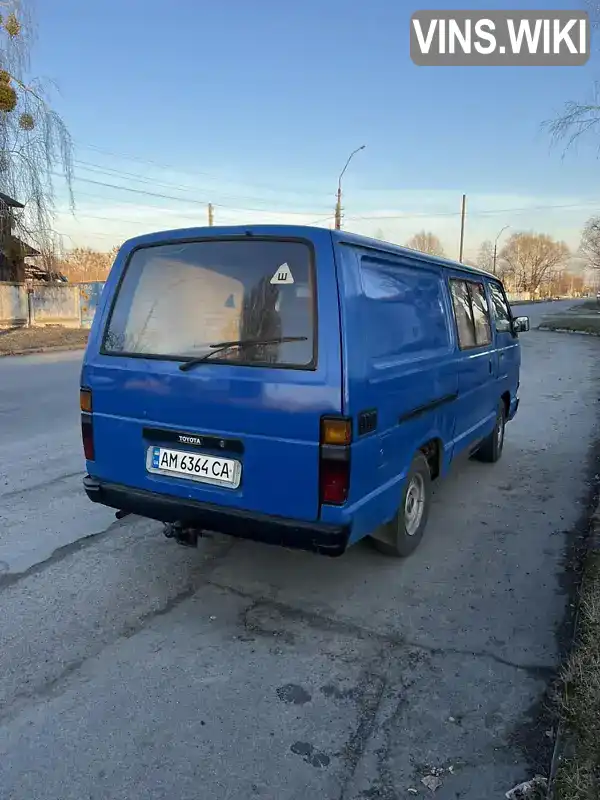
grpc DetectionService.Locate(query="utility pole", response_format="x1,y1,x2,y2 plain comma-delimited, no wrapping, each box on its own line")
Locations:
335,145,366,230
334,185,342,231
208,203,214,226
458,194,466,262
492,225,509,275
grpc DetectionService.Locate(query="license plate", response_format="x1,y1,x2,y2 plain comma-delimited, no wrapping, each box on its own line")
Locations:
146,446,241,489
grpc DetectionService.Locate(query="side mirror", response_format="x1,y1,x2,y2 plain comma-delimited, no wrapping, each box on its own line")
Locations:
514,316,530,333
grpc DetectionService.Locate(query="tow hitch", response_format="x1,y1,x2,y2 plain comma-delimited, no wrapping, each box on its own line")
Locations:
163,522,203,548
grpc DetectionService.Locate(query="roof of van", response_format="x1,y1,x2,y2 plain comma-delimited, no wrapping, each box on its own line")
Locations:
119,224,498,281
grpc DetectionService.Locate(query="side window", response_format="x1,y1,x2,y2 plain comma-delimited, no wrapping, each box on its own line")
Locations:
359,256,451,361
489,283,512,332
469,282,492,345
449,279,493,349
450,280,476,348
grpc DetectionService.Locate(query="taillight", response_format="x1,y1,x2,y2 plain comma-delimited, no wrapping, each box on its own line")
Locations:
321,417,351,446
319,416,351,507
320,459,350,505
81,414,95,460
80,388,92,413
80,387,94,460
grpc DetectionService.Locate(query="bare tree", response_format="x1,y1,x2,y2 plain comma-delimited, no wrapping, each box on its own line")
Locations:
543,4,600,154
0,0,74,278
545,81,600,154
500,232,569,299
406,231,445,256
476,240,494,272
58,246,120,282
579,216,600,271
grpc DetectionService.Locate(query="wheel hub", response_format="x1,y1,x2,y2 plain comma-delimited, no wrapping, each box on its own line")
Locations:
404,474,425,536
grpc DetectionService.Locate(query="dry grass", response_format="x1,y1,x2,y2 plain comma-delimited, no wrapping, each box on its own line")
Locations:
540,311,600,336
0,325,88,355
553,554,600,799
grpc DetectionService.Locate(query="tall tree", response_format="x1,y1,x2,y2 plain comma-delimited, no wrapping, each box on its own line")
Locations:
476,240,495,273
544,3,600,152
579,216,600,271
545,81,600,152
406,231,445,256
0,0,74,275
500,232,569,298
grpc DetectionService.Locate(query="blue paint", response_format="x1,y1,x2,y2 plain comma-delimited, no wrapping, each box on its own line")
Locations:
81,225,524,557
79,282,105,329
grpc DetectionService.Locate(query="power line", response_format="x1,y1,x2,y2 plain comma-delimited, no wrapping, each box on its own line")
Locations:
62,188,207,214
53,172,326,216
72,159,334,211
75,142,335,199
59,173,600,223
71,141,600,227
344,201,600,222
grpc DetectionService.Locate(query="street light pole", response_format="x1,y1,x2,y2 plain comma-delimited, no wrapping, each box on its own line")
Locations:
334,145,366,230
492,225,509,275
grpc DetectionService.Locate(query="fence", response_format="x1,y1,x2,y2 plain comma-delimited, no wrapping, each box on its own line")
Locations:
0,281,106,329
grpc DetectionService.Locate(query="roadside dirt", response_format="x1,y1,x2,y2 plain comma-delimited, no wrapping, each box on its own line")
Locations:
0,326,89,356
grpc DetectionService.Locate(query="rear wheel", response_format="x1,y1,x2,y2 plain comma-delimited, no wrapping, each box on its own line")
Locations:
370,452,432,558
475,401,506,463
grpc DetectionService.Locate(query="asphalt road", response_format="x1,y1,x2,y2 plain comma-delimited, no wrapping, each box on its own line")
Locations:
0,298,598,800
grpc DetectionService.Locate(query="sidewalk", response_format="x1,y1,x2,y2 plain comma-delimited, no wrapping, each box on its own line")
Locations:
538,299,600,799
0,326,89,357
549,503,600,800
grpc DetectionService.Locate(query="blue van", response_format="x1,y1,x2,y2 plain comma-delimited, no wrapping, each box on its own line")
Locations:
81,225,529,557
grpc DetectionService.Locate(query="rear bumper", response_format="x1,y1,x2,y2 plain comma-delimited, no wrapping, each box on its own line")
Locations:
83,476,351,557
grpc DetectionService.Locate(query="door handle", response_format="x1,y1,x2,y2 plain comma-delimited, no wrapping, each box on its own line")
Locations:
489,360,493,373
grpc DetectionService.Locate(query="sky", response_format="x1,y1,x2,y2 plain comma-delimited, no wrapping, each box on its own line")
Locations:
22,0,600,261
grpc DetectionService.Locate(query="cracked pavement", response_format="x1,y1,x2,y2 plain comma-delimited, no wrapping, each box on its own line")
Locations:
1,300,598,799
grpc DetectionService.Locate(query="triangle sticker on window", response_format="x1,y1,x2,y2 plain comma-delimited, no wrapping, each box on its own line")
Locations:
224,294,235,308
270,263,294,285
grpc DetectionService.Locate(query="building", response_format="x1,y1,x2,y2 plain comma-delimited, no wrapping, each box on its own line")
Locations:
0,191,41,281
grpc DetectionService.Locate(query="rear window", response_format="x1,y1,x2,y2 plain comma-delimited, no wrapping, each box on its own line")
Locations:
102,239,316,368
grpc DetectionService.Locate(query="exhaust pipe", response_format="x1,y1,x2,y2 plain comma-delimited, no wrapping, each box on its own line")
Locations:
163,522,202,548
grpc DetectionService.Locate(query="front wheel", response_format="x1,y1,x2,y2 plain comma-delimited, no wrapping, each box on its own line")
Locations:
475,402,506,463
370,452,432,558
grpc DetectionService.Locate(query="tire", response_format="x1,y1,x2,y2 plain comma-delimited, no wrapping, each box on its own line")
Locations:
370,452,432,558
475,401,506,463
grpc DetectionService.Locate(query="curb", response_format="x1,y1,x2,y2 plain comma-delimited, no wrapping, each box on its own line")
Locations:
538,326,600,337
510,298,574,306
0,345,87,358
546,494,600,799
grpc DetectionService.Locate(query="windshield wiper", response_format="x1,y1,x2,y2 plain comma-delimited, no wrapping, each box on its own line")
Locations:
178,336,308,371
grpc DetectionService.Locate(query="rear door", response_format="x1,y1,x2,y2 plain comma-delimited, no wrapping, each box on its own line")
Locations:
81,230,343,522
